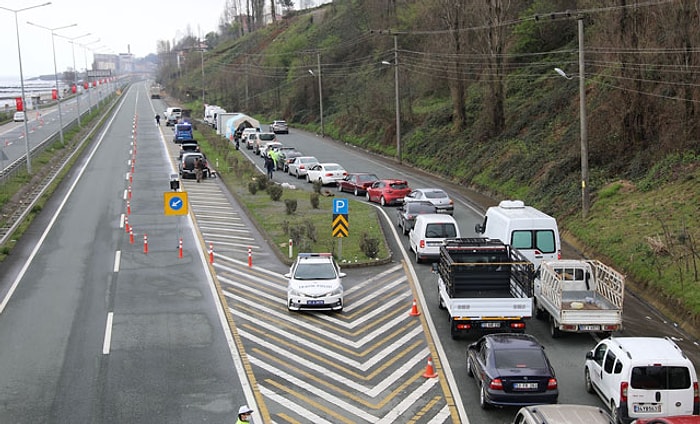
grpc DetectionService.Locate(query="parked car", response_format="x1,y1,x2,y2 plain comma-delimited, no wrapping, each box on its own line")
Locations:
179,152,209,179
467,333,559,409
403,188,454,215
287,156,319,179
13,111,25,122
276,149,303,171
285,253,345,311
396,200,437,235
365,179,412,206
178,141,200,159
306,163,348,185
337,173,379,196
270,120,289,134
512,404,612,424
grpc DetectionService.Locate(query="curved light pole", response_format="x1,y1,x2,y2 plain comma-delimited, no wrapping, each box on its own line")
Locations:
308,56,324,137
56,32,91,127
0,2,52,174
27,21,78,146
554,19,589,218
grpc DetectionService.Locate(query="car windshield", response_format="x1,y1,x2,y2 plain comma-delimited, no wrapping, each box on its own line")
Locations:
631,366,691,390
259,133,276,141
425,223,457,238
293,263,337,280
358,174,378,182
494,349,548,369
424,190,447,199
390,182,409,189
302,158,318,164
325,165,343,171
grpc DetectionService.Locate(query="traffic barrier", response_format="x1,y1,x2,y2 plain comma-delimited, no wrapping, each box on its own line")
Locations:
422,357,438,379
124,216,130,233
409,298,421,317
126,200,131,215
179,238,183,259
209,242,214,264
143,234,148,254
129,172,132,184
129,228,134,244
248,246,252,267
128,186,132,200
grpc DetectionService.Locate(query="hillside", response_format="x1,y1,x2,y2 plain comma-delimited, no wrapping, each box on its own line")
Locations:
158,0,700,336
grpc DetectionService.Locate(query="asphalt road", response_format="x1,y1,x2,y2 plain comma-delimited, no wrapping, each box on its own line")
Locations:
0,81,250,423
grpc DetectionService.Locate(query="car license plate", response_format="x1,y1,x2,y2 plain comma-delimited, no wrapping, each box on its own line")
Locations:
481,322,501,328
633,404,662,413
307,300,324,305
579,325,600,331
513,382,538,390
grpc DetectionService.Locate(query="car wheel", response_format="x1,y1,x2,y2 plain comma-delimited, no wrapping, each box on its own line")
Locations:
467,356,474,377
366,192,371,202
380,196,386,206
415,250,421,264
438,291,446,310
337,184,343,192
307,175,311,183
584,367,594,393
354,188,359,196
549,316,562,338
479,384,490,409
610,401,621,424
402,222,409,235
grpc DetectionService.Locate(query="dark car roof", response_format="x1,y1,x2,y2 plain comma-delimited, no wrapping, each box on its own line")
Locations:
405,201,437,212
484,333,542,349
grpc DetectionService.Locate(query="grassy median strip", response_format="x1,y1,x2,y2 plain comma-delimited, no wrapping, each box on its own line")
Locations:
194,127,389,265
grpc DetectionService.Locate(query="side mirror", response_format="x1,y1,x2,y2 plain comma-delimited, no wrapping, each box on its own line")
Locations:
585,351,594,360
474,223,484,233
339,272,347,278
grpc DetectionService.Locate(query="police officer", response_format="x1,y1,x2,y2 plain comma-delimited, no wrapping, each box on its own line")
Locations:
236,405,253,423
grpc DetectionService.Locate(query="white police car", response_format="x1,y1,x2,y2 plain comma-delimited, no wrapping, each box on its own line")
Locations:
286,253,345,312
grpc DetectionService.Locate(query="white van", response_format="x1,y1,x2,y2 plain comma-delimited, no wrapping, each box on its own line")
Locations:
409,214,460,263
475,200,560,266
584,336,700,423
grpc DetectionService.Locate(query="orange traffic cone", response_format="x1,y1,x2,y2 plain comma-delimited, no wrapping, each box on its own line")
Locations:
409,298,421,316
423,356,438,379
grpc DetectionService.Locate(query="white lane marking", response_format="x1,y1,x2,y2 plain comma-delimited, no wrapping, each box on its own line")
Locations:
113,250,121,272
102,312,114,355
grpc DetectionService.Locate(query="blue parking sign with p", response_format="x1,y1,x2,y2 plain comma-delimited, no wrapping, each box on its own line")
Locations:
333,198,348,214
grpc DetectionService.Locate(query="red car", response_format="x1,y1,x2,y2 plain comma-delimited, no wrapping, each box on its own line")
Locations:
365,179,411,206
632,417,700,424
337,173,379,196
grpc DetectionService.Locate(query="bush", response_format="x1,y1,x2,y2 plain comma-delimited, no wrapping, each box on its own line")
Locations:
267,183,283,201
360,232,380,258
312,180,323,193
310,192,320,209
248,180,258,194
257,176,269,191
284,199,298,214
304,219,317,242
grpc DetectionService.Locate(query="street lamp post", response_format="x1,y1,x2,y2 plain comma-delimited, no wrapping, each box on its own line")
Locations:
554,17,590,218
382,35,401,163
56,32,91,127
308,53,324,137
27,21,78,146
0,2,52,174
79,39,100,114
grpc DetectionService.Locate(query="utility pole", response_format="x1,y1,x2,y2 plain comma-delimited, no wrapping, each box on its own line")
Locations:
317,53,324,137
578,16,590,218
392,35,401,163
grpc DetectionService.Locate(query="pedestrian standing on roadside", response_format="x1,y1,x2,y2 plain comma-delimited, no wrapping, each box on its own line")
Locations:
155,114,161,125
264,155,274,180
195,157,204,183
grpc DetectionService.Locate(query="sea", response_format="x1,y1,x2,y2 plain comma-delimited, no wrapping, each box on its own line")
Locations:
0,76,68,110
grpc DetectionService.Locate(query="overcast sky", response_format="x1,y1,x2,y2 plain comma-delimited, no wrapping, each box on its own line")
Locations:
0,0,228,79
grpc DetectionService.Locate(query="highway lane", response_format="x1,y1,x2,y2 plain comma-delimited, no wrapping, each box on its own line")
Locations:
0,82,250,423
236,127,700,423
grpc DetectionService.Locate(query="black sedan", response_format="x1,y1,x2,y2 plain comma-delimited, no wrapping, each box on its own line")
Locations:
466,333,559,409
396,201,437,235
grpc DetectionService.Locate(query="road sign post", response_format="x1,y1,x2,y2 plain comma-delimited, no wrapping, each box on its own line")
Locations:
332,198,349,259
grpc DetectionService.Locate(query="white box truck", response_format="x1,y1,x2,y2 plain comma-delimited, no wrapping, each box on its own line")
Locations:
534,259,625,338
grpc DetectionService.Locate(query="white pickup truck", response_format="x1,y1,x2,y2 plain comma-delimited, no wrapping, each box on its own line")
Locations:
534,259,624,338
435,238,534,339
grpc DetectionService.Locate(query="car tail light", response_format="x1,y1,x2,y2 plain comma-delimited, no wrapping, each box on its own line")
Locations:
509,322,526,329
419,240,425,248
620,381,628,403
489,378,503,390
408,214,415,219
325,172,333,177
693,381,699,403
455,323,471,330
558,250,562,260
547,378,558,390
300,165,306,169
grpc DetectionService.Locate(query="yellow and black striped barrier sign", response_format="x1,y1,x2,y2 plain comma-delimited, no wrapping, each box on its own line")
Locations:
332,214,349,238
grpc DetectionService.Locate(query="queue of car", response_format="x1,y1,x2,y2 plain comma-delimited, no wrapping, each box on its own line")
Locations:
237,119,700,424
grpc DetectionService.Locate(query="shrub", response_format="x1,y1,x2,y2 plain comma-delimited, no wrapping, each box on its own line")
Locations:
304,219,317,242
267,183,283,201
248,180,258,194
310,192,320,209
257,176,269,191
312,180,323,193
360,232,380,258
284,199,298,214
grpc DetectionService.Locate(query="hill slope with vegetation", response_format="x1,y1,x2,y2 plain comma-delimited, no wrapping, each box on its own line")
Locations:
158,0,700,336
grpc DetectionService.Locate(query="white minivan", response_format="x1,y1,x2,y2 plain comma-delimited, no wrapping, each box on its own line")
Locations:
584,336,699,423
409,214,460,263
475,200,560,266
